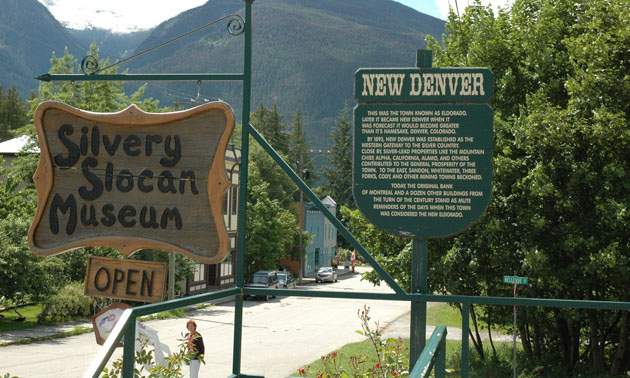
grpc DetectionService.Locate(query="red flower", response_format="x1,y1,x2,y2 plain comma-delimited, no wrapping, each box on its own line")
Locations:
393,371,398,376
332,351,337,356
376,362,381,368
300,368,305,374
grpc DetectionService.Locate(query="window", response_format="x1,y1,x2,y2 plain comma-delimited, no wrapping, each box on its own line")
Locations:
193,263,204,282
223,192,228,215
231,185,238,215
221,252,233,277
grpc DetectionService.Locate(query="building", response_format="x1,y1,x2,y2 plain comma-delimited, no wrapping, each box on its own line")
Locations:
185,143,241,295
0,135,38,166
304,196,338,276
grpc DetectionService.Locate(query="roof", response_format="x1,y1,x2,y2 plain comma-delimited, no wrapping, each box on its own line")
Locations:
0,136,39,154
321,196,336,206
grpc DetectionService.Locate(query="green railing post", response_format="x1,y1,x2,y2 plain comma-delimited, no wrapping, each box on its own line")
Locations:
233,1,255,376
436,333,446,378
122,318,136,378
410,325,446,378
410,238,428,370
462,303,470,378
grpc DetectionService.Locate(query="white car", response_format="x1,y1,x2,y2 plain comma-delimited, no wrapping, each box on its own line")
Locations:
315,267,338,283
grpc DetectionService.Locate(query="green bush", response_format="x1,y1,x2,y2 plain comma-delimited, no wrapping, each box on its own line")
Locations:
37,281,93,322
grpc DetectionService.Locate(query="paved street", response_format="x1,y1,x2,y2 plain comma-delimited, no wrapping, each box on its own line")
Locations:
1,268,412,378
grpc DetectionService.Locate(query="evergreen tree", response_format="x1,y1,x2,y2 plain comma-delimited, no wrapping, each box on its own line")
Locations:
321,104,353,209
29,44,160,115
0,86,29,142
253,102,289,156
288,107,315,196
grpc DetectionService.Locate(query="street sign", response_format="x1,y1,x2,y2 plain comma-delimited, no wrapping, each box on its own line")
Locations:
503,275,528,285
355,67,494,103
353,103,493,238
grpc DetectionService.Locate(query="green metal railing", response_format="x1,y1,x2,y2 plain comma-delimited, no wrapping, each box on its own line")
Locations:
411,326,447,378
81,287,630,377
34,1,630,377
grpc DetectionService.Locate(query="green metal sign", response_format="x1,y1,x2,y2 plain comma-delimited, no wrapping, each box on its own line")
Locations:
503,276,529,285
353,103,493,238
355,67,494,103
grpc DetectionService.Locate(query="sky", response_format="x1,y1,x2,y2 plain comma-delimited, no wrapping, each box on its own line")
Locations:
38,0,514,34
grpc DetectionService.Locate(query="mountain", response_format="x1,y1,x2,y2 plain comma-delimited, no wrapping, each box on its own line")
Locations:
0,0,444,147
125,0,445,146
68,28,152,63
0,0,85,96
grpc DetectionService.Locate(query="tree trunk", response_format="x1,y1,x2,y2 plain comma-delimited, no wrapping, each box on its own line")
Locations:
554,309,573,371
488,323,497,359
486,308,497,358
533,313,542,361
568,320,580,372
469,304,485,360
518,307,533,358
588,310,606,375
610,311,629,375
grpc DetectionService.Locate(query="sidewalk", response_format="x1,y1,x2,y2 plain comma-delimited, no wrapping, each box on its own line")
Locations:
0,320,93,345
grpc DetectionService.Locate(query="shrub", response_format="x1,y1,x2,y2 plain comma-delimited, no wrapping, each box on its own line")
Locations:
38,281,93,322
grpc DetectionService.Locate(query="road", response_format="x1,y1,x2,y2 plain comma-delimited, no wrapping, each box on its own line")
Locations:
1,268,412,378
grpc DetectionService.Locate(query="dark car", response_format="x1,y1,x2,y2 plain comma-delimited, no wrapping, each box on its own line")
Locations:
244,270,280,300
277,272,295,289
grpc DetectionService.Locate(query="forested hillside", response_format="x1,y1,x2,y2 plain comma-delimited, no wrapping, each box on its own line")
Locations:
0,0,84,95
126,0,445,146
0,0,443,148
68,28,151,64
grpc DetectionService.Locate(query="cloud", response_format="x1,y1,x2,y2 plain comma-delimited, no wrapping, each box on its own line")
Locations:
38,0,207,33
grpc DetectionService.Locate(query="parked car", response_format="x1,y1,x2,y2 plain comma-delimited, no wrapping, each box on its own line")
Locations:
277,272,295,289
244,270,280,300
315,267,337,283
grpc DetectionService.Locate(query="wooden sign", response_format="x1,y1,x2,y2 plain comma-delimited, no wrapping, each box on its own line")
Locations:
85,256,167,302
28,101,235,263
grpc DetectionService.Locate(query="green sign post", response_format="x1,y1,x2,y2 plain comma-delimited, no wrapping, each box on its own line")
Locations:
504,273,528,378
353,50,494,372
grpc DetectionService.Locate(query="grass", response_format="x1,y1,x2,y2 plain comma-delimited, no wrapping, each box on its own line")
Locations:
0,304,57,332
295,304,523,377
1,302,210,347
295,338,410,376
427,303,465,328
138,308,188,322
295,338,527,377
